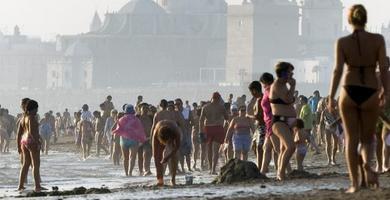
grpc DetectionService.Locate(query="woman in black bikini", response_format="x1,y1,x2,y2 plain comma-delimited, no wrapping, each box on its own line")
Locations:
328,4,388,193
270,62,296,181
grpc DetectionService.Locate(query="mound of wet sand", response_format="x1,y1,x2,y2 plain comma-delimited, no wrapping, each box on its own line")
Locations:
213,159,267,184
24,186,111,197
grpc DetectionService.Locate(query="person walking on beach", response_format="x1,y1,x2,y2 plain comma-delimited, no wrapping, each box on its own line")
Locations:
328,4,388,193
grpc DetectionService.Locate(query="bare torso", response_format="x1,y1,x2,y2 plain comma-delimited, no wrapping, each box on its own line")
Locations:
339,31,387,89
270,81,296,117
202,103,227,126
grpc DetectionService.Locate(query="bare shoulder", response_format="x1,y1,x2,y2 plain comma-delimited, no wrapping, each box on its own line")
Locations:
374,33,385,43
336,36,348,46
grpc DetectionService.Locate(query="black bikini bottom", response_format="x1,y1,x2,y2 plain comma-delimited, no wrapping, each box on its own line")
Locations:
344,85,377,106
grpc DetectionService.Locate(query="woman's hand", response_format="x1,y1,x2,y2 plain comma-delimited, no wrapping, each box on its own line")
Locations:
328,97,337,113
379,91,387,108
287,78,296,87
161,157,169,164
18,146,22,154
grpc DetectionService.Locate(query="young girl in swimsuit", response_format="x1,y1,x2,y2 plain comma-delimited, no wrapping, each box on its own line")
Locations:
328,4,388,193
293,119,309,171
17,100,44,192
259,72,280,175
225,106,254,161
321,97,341,166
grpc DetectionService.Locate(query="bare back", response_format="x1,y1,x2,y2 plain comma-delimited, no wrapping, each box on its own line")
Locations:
202,103,227,126
338,31,387,88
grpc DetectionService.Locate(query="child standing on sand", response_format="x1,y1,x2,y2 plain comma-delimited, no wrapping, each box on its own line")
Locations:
293,119,310,171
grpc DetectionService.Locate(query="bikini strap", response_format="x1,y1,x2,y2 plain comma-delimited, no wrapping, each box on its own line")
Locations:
353,30,365,84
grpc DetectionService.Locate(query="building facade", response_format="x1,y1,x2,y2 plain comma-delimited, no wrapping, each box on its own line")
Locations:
226,0,343,84
53,0,227,88
0,26,56,90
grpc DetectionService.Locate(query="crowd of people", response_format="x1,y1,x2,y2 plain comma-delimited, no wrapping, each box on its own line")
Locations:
1,3,389,194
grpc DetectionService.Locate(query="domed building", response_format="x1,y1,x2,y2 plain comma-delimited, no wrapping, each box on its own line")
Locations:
54,0,227,88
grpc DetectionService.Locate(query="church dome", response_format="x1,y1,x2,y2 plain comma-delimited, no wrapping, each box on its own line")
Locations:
119,0,166,15
65,41,92,57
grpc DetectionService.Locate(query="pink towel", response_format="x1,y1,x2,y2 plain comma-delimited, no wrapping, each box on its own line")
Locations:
113,114,146,143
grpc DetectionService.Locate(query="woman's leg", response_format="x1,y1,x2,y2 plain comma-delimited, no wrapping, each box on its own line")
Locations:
383,129,390,170
376,130,383,172
185,154,192,171
273,122,295,180
153,137,165,185
81,142,87,159
138,145,144,175
169,152,178,185
87,141,92,157
129,145,139,176
200,143,207,170
325,131,332,164
0,136,4,152
95,133,100,156
339,89,368,193
271,135,280,172
30,147,42,192
45,138,50,155
121,146,130,176
359,92,380,188
260,137,272,173
207,142,213,172
143,145,152,174
192,133,199,169
332,133,339,164
296,150,304,171
18,146,31,190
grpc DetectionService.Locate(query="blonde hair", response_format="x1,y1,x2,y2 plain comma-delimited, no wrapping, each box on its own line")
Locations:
348,4,367,27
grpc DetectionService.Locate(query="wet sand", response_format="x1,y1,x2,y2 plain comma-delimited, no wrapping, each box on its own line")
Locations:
1,136,390,199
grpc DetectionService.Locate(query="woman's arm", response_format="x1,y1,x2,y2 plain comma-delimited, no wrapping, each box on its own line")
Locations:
161,131,181,164
329,39,345,100
150,114,158,138
16,119,23,153
378,36,389,99
199,108,206,133
28,116,40,144
224,119,235,144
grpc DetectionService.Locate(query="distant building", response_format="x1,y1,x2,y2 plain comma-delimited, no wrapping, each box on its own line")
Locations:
381,22,390,54
226,2,254,84
226,0,300,83
0,26,56,90
226,0,343,84
47,41,93,89
53,0,227,88
301,0,343,57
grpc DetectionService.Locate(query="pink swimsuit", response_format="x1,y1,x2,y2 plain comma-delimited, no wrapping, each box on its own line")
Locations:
261,89,273,137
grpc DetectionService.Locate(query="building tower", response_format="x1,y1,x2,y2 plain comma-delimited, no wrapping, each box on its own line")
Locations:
90,11,102,32
226,1,254,84
301,0,343,57
252,0,300,75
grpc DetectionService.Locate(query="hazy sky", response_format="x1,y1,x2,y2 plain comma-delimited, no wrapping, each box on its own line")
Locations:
0,0,389,41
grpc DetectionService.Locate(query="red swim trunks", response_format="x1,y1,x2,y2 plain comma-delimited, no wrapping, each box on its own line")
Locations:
204,125,225,144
